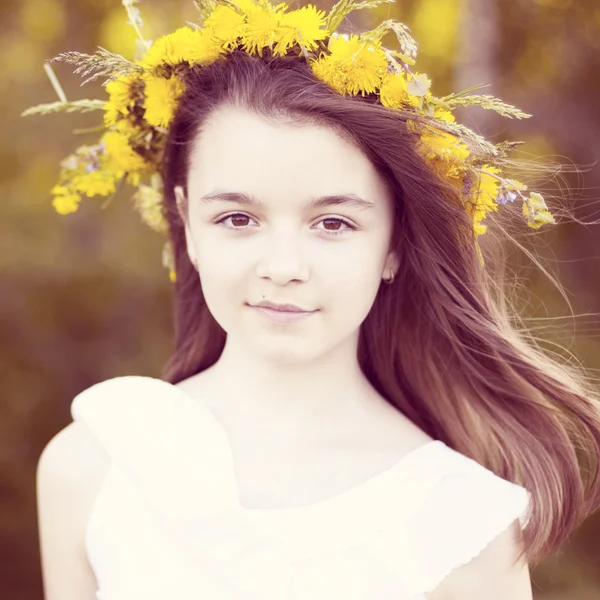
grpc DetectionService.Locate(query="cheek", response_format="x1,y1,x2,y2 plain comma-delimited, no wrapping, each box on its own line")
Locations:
325,250,384,292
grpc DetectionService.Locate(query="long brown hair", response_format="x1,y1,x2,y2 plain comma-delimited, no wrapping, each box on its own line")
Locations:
159,49,600,567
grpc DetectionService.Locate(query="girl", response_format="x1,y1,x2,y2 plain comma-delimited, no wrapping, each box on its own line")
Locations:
33,2,600,599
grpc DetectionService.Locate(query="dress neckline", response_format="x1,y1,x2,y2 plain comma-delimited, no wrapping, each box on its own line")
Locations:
161,377,443,524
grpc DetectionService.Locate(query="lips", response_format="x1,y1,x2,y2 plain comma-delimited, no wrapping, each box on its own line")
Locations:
250,304,317,323
250,302,312,313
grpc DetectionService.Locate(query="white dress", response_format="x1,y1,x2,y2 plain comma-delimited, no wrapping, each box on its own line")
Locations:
71,375,532,600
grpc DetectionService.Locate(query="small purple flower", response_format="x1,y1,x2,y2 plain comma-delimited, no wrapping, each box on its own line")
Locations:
496,190,518,205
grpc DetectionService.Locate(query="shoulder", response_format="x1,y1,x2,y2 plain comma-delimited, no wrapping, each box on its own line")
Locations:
37,420,110,513
37,422,110,600
386,441,533,598
427,518,532,599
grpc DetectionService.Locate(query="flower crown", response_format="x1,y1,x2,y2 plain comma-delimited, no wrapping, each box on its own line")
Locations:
23,0,555,281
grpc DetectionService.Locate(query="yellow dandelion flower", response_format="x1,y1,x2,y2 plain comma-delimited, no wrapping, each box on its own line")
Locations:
433,108,455,123
52,192,82,215
380,72,419,109
142,26,224,70
272,5,328,57
102,130,149,174
203,5,246,50
418,129,471,164
104,73,142,127
71,168,118,197
477,165,501,206
313,34,387,96
473,219,487,236
466,165,501,235
310,55,346,95
334,35,387,95
143,75,186,128
51,184,82,214
240,3,287,56
114,118,139,137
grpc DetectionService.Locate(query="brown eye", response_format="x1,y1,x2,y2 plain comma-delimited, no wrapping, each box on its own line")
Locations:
230,214,250,227
216,213,254,229
316,218,357,236
322,219,343,232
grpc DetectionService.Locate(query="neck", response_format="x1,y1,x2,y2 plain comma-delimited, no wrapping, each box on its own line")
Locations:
193,331,383,433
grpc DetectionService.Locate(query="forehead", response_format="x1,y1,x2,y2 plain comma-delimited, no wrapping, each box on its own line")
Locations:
187,105,391,207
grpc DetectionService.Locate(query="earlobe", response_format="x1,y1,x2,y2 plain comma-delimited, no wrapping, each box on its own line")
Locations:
385,251,399,278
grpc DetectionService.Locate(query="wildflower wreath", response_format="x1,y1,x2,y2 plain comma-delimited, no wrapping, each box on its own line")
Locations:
22,0,556,281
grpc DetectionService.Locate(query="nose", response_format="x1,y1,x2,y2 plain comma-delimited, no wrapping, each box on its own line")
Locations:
255,232,310,284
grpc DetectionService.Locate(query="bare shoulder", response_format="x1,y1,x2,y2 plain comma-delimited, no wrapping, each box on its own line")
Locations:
427,519,532,600
38,420,111,504
37,420,110,600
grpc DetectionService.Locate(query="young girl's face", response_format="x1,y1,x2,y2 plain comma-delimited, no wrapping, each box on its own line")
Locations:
178,104,398,364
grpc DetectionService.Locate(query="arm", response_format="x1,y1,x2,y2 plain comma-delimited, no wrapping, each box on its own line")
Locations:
37,421,110,600
427,519,532,600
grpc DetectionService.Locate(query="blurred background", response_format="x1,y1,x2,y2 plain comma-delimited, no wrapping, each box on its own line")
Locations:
2,0,600,597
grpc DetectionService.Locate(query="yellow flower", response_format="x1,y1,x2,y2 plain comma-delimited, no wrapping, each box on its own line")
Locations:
203,5,246,50
380,72,419,109
272,5,328,56
477,165,501,204
467,165,501,235
418,129,471,164
433,108,455,123
104,73,142,127
71,168,118,197
312,34,387,96
51,190,82,214
143,75,186,128
473,220,487,236
142,26,225,70
102,130,149,175
310,55,346,94
240,3,288,56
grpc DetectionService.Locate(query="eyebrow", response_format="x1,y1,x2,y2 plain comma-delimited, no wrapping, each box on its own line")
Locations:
199,190,376,210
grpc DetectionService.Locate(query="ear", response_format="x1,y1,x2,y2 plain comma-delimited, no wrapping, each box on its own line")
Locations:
174,185,187,223
174,186,198,270
384,250,399,280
